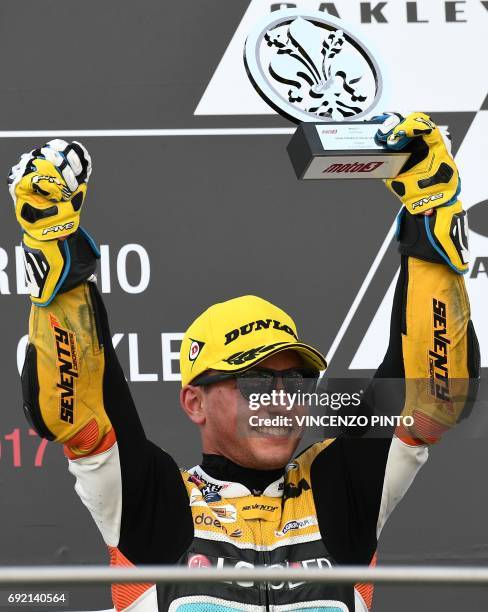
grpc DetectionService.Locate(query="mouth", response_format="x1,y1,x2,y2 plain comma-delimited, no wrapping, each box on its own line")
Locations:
249,424,295,438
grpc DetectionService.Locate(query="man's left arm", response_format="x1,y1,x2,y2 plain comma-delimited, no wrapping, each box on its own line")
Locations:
313,113,480,568
371,112,481,537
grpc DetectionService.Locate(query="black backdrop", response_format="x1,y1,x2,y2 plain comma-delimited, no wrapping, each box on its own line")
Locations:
0,1,487,610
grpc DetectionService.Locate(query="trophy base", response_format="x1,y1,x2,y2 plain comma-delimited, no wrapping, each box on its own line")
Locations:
287,121,410,180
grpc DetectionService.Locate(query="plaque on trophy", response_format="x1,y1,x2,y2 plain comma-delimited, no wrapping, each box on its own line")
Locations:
287,121,410,180
244,9,413,180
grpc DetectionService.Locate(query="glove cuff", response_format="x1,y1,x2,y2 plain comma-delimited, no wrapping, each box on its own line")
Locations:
60,228,100,294
22,228,100,306
396,204,469,274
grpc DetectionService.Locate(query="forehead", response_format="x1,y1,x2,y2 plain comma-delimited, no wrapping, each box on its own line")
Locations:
257,349,304,370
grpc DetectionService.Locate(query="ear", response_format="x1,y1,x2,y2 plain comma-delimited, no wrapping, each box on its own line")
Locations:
180,385,206,425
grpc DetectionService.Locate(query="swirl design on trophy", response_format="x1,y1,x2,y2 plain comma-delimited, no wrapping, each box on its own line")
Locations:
245,10,382,123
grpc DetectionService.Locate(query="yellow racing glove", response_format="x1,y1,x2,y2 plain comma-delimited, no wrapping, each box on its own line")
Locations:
8,140,99,306
375,112,469,274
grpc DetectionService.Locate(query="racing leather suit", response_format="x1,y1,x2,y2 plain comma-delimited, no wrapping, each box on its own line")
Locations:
21,245,479,612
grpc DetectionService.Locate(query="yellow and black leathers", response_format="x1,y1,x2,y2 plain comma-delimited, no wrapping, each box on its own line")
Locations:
365,255,479,446
22,282,112,452
376,112,469,274
21,259,479,611
399,258,477,442
9,141,101,445
16,127,480,611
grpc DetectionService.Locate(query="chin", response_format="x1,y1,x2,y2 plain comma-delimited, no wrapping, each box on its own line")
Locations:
246,437,300,470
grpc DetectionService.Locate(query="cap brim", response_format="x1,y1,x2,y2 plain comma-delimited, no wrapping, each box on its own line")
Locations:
210,341,327,373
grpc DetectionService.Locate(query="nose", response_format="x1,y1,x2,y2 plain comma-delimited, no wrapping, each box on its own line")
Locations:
275,376,285,392
267,377,290,412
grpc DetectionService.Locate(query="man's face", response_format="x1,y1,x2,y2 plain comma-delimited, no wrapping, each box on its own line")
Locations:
180,350,307,470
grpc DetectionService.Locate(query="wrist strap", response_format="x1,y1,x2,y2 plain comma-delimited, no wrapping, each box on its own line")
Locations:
397,204,469,274
22,228,99,306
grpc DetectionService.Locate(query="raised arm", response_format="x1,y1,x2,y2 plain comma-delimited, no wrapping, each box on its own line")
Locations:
9,142,112,449
10,142,192,609
313,113,480,569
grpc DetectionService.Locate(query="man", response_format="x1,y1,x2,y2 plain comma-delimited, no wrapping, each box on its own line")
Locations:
10,113,479,612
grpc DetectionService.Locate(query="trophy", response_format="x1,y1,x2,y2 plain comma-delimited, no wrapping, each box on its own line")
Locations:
244,9,410,180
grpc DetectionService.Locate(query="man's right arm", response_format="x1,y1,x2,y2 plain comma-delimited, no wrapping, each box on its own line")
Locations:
23,274,151,539
11,143,193,603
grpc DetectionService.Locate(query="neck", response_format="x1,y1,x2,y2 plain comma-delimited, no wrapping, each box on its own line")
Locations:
201,454,284,496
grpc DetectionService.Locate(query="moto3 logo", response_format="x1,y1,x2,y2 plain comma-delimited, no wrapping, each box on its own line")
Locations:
323,161,384,173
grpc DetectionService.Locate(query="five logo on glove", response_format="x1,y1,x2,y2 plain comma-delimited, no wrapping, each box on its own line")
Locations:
41,222,75,236
411,193,444,210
